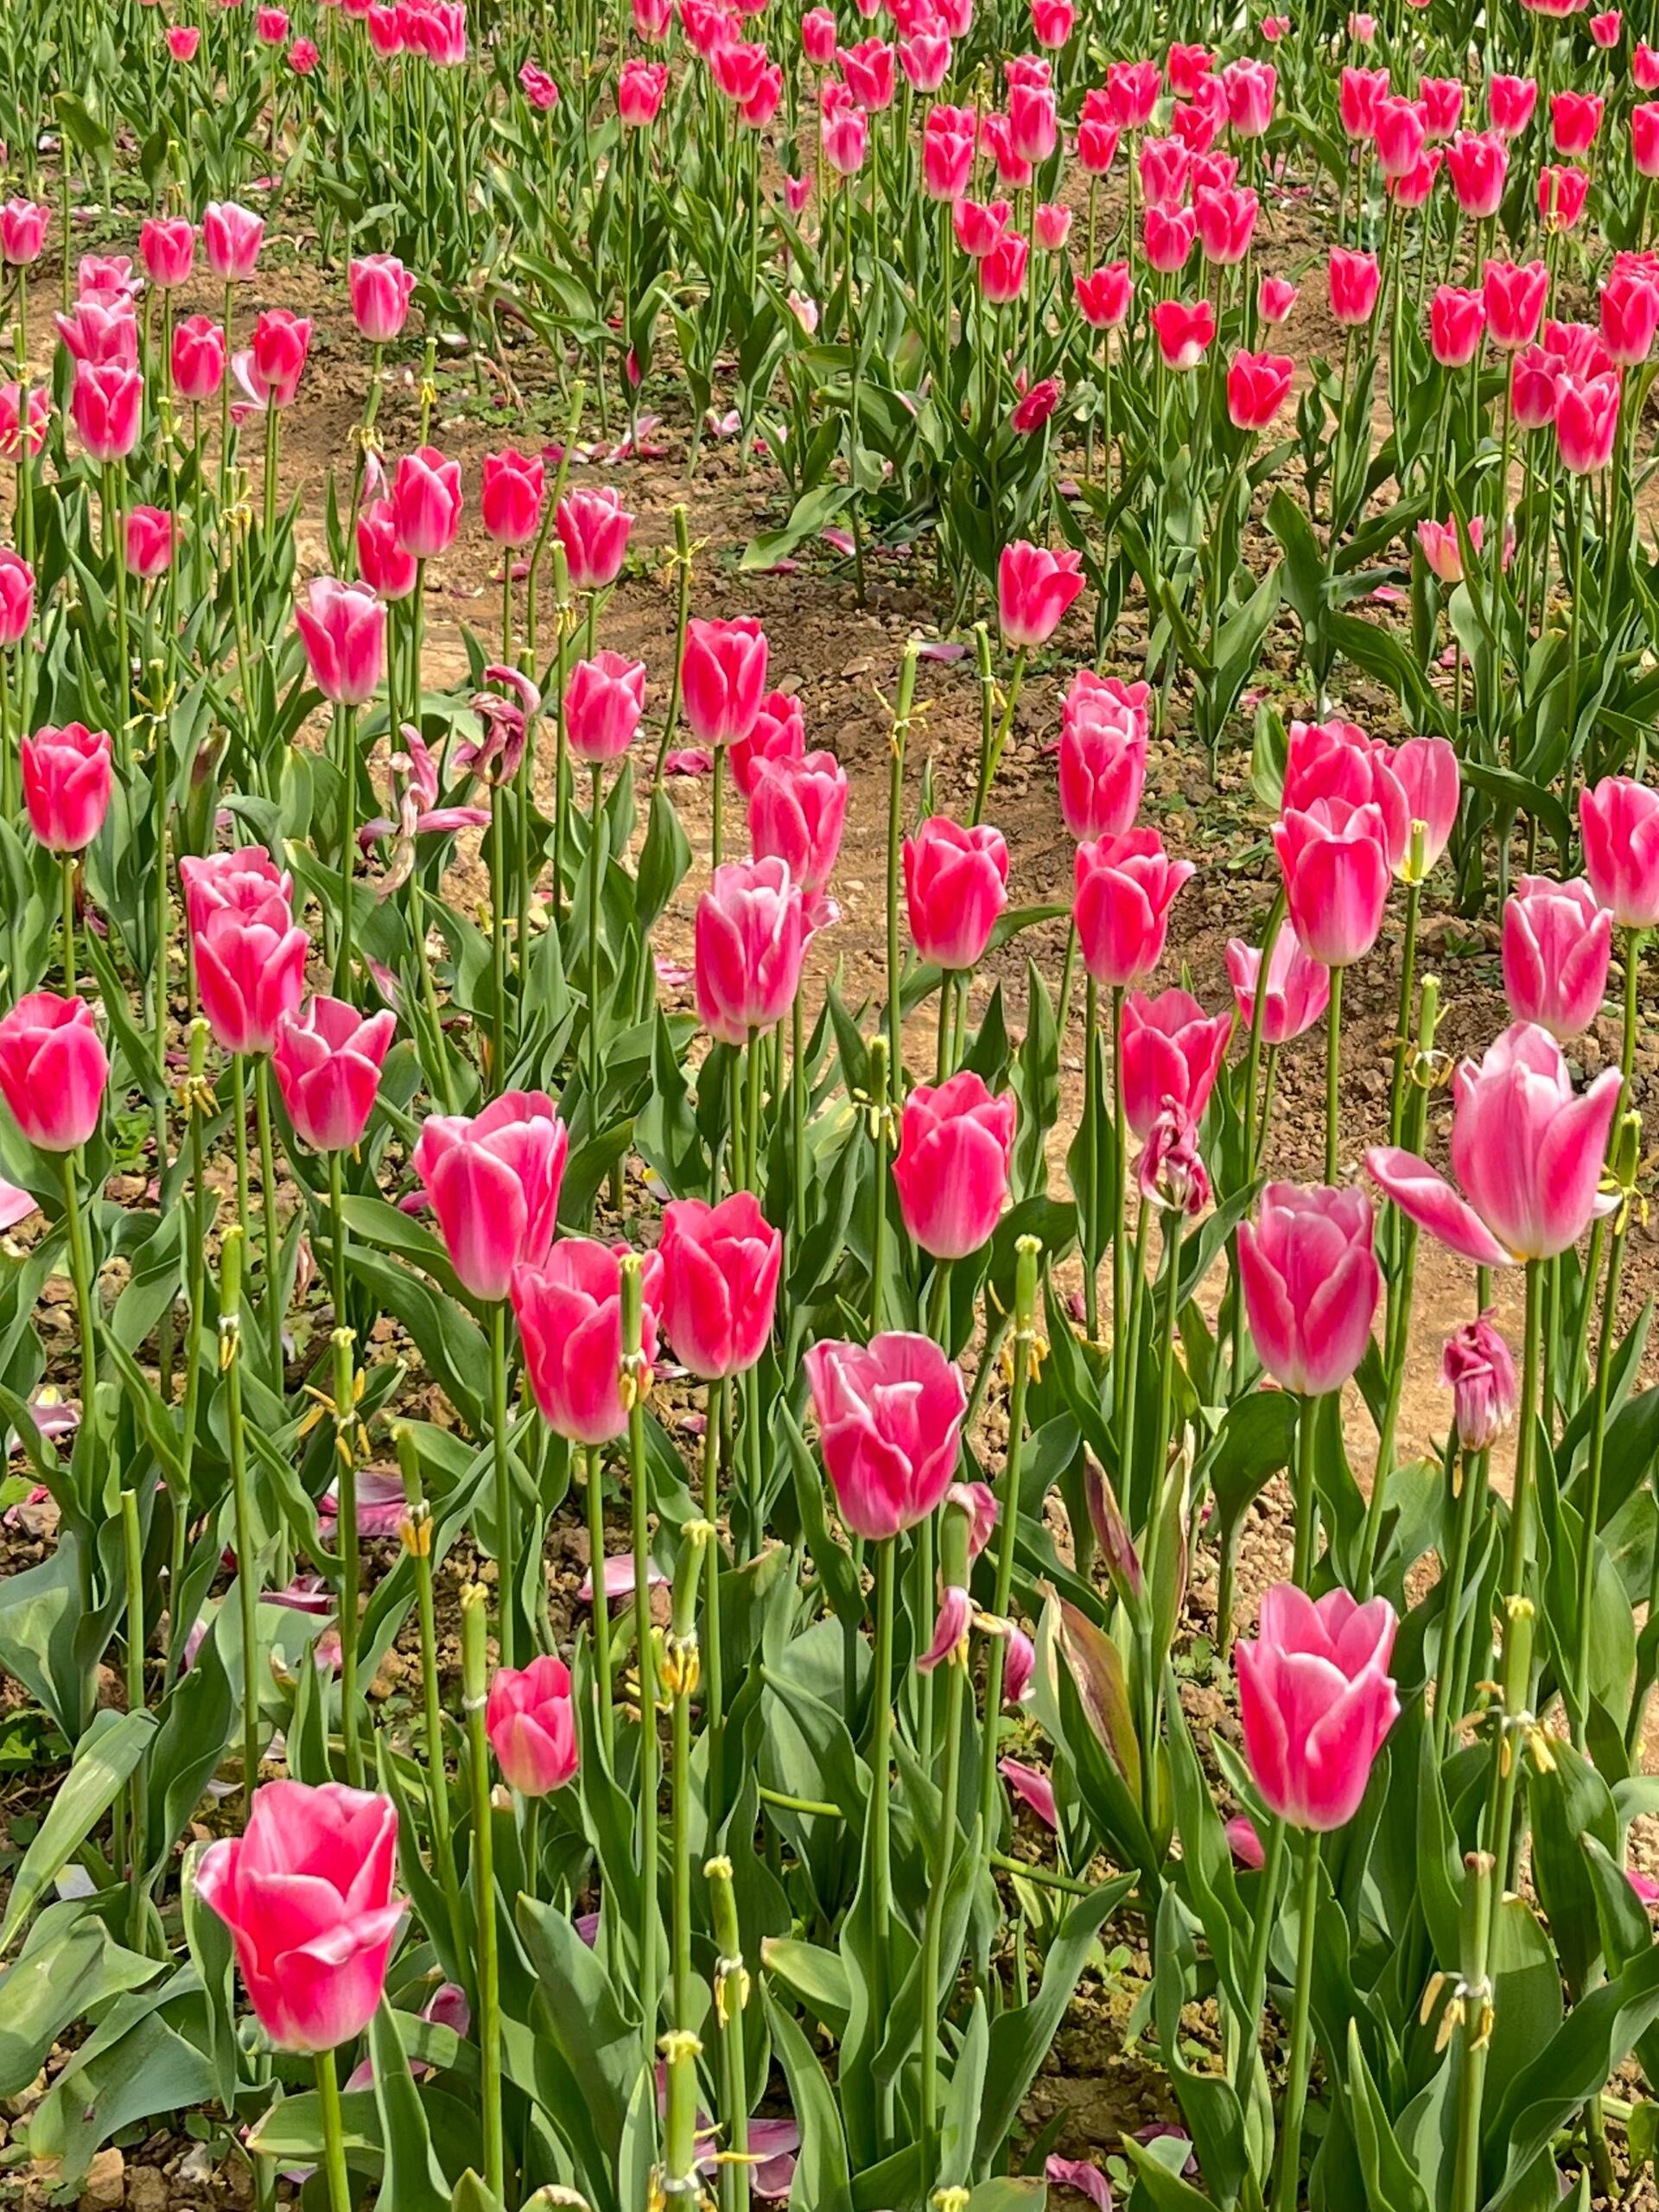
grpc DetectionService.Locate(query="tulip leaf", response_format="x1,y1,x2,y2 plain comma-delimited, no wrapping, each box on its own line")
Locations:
0,1708,157,1952
1344,2020,1433,2212
762,1938,851,2038
345,1244,491,1434
0,1908,162,2102
515,1894,643,2156
763,1984,854,2212
369,1999,454,2212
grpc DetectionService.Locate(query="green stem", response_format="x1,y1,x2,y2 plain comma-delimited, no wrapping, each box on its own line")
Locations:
1292,1393,1320,1588
252,1057,283,1384
588,1444,615,1764
1231,1815,1287,2105
622,1256,662,2040
978,1241,1039,1881
491,1301,517,1669
919,1644,967,2177
60,855,76,992
1271,1832,1323,2212
461,1586,505,2202
1503,1261,1544,1599
60,1151,99,1421
1324,965,1343,1184
222,1230,260,1813
314,2048,353,2212
868,1536,897,2145
702,1376,727,1810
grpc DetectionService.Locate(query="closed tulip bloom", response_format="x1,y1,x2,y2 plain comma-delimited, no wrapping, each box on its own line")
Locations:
1033,201,1072,251
1008,81,1058,161
1502,876,1611,1041
1429,283,1484,365
289,38,321,73
173,314,226,402
804,1332,967,1540
923,126,975,199
1122,988,1232,1140
194,906,310,1058
0,992,108,1152
893,1071,1016,1258
658,1192,781,1379
349,253,416,343
905,816,1009,969
412,1091,568,1301
512,1236,663,1445
1143,205,1197,274
22,723,112,853
1420,74,1463,136
55,296,138,368
391,444,463,559
1600,266,1659,365
1580,774,1659,928
1385,734,1459,874
822,102,868,175
0,200,48,265
1552,89,1604,155
1238,1181,1379,1393
1637,39,1659,86
1416,514,1481,583
121,505,175,582
1274,798,1391,967
1227,347,1294,429
695,857,806,1043
1372,93,1426,176
1149,297,1215,367
244,307,312,407
1074,828,1193,987
196,1782,402,2054
1489,72,1537,136
979,229,1030,302
1106,56,1160,127
1077,116,1121,171
1483,257,1548,348
1555,371,1620,472
357,498,417,599
1445,128,1508,216
618,56,669,121
954,194,1011,255
0,384,48,461
273,996,395,1150
1195,182,1258,264
1076,261,1132,327
295,577,386,705
748,751,848,893
840,35,896,107
1258,275,1297,323
1635,104,1659,178
1441,1313,1518,1452
683,616,769,750
139,215,195,288
1058,682,1147,841
1367,1021,1623,1265
71,360,141,462
1510,344,1559,429
1225,929,1331,1043
257,7,289,41
555,485,632,590
202,200,265,280
1237,1585,1399,1832
1030,0,1071,43
167,24,201,56
0,550,33,647
998,539,1084,647
486,1656,578,1796
480,448,545,547
1283,715,1407,865
563,651,645,765
1328,245,1380,325
1139,133,1190,207
731,689,805,798
1222,54,1275,134
181,846,295,934
1338,63,1388,139
801,3,836,58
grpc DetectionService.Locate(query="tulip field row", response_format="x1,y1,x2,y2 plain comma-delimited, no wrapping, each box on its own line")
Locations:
8,0,1659,2208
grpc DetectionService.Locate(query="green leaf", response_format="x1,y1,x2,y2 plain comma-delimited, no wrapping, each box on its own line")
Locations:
0,1910,161,2101
369,1999,453,2212
0,1710,157,1950
763,1985,854,2212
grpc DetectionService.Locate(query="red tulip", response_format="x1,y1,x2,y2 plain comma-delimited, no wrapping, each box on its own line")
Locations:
979,229,1030,302
904,816,1009,969
1338,64,1388,139
22,723,112,853
1237,1586,1399,1831
412,1091,569,1301
1634,103,1659,176
1481,257,1548,350
695,856,806,1043
1122,987,1232,1139
893,1071,1016,1258
167,25,201,56
1073,828,1193,986
1551,88,1604,155
1420,74,1463,136
1428,283,1484,365
0,991,109,1151
1106,57,1160,127
274,996,396,1150
295,577,386,705
658,1192,782,1379
1139,134,1190,207
486,1656,578,1795
1600,265,1659,365
1510,344,1560,429
512,1236,663,1445
554,485,632,589
804,1332,966,1540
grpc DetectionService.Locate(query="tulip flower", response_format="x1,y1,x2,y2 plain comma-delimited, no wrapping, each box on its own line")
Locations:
1238,1182,1380,1394
0,991,109,1151
480,451,546,549
1140,135,1191,207
22,723,112,854
1076,263,1132,327
1416,514,1484,583
1074,829,1193,987
904,817,1009,969
1385,735,1459,874
1149,298,1215,367
695,857,806,1044
0,550,33,646
1445,129,1509,216
124,505,175,581
1420,76,1462,136
1258,275,1297,323
202,200,265,281
801,4,836,58
167,24,200,57
804,1332,966,1540
511,1236,663,1445
1600,266,1659,365
748,751,848,893
1338,64,1387,139
1058,674,1147,840
1635,105,1659,178
1225,930,1331,1043
71,360,142,462
1581,775,1659,929
1554,371,1620,472
1510,345,1560,429
194,906,311,1059
173,315,227,402
1429,284,1484,365
0,200,48,265
391,444,463,559
294,577,387,706
1222,54,1275,133
1372,95,1426,177
1552,89,1604,155
486,1656,579,1795
181,846,296,934
1328,245,1380,325
1501,876,1612,1042
923,126,975,198
273,997,396,1151
658,1192,782,1379
979,230,1030,302
1283,717,1407,866
1442,1313,1518,1452
139,216,195,289
1237,1585,1399,1830
1488,73,1537,136
412,1091,569,1302
1367,1022,1623,1265
1226,347,1293,429
555,485,632,590
731,690,805,797
563,651,646,765
1482,258,1548,349
196,1781,403,2051
1122,988,1232,1140
997,540,1084,646
357,498,416,598
682,616,770,749
1274,798,1392,968
1143,206,1197,274
349,253,416,344
893,1071,1016,1258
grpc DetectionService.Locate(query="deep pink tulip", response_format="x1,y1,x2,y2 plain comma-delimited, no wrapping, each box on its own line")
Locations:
22,723,112,853
180,846,295,934
349,254,416,345
893,1071,1016,1258
486,1656,578,1795
1368,1022,1623,1264
1195,182,1258,264
511,1236,663,1446
618,55,669,122
1122,988,1232,1140
0,200,48,266
1058,673,1147,840
748,751,848,893
139,216,195,289
1581,774,1659,928
202,200,265,281
564,651,645,765
412,1091,569,1301
294,577,386,706
1143,205,1197,274
1274,798,1392,968
683,617,770,750
1502,876,1612,1041
1073,828,1193,987
1555,370,1621,472
1149,297,1216,368
1259,275,1297,323
802,3,836,59
273,996,395,1150
1106,56,1160,127
124,505,175,581
173,314,226,402
167,24,201,56
1226,929,1331,1043
1076,262,1132,327
1482,257,1548,348
997,539,1084,646
1222,54,1275,133
905,816,1009,970
1429,284,1484,365
1338,63,1387,139
1226,347,1294,429
1489,73,1537,136
1237,1585,1399,1831
979,230,1030,302
1385,734,1459,874
554,486,632,589
480,449,544,547
194,906,310,1058
0,991,108,1151
1511,344,1560,429
391,445,463,559
731,690,805,798
195,1781,402,2052
357,498,417,599
1445,129,1508,217
804,1332,966,1541
1139,134,1191,207
1552,88,1604,155
1441,1313,1518,1452
695,856,806,1044
658,1191,782,1379
1538,162,1588,227
923,125,975,198
55,296,138,369
71,360,142,462
289,39,320,74
1328,245,1381,325
0,550,34,646
1238,1182,1380,1394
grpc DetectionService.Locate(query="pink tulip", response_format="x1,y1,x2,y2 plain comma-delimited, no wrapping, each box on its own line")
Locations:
1581,774,1659,929
1442,1312,1518,1452
139,216,195,289
1073,828,1193,987
1075,262,1132,327
1001,1757,1058,1828
181,846,295,934
1238,1182,1380,1394
55,296,138,368
22,722,112,854
1385,734,1459,875
1600,265,1659,365
1429,284,1484,365
273,996,396,1150
619,56,670,122
1552,88,1604,155
194,906,310,1058
747,751,848,893
1143,206,1196,274
0,992,109,1151
554,485,632,589
294,577,386,706
1372,94,1426,176
1328,245,1381,325
804,1332,966,1540
0,200,48,266
357,499,416,599
893,1071,1015,1258
1149,297,1216,368
486,1656,578,1794
695,857,806,1044
997,539,1084,647
730,690,805,798
195,1781,402,2052
1273,798,1391,968
1226,347,1294,429
412,1091,569,1301
0,550,33,647
905,816,1009,970
349,253,416,344
1058,671,1147,840
1367,1021,1623,1265
979,230,1030,302
564,651,646,765
173,315,226,402
658,1192,782,1378
1225,930,1331,1043
1122,988,1232,1140
683,617,770,750
202,200,265,281
1258,275,1297,323
480,448,545,547
1222,54,1275,133
511,1236,663,1445
1237,1585,1399,1831
1445,129,1508,217
1502,876,1612,1041
1338,63,1387,138
1554,371,1620,472
391,444,463,559
167,25,201,57
1489,73,1537,136
124,506,175,581
71,360,142,462
1482,257,1548,348
1196,182,1258,264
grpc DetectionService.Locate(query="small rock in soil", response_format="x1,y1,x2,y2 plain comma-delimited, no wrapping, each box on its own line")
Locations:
79,2145,125,2212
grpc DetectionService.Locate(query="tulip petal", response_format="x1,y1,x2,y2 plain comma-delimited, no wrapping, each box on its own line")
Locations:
1363,1146,1513,1266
